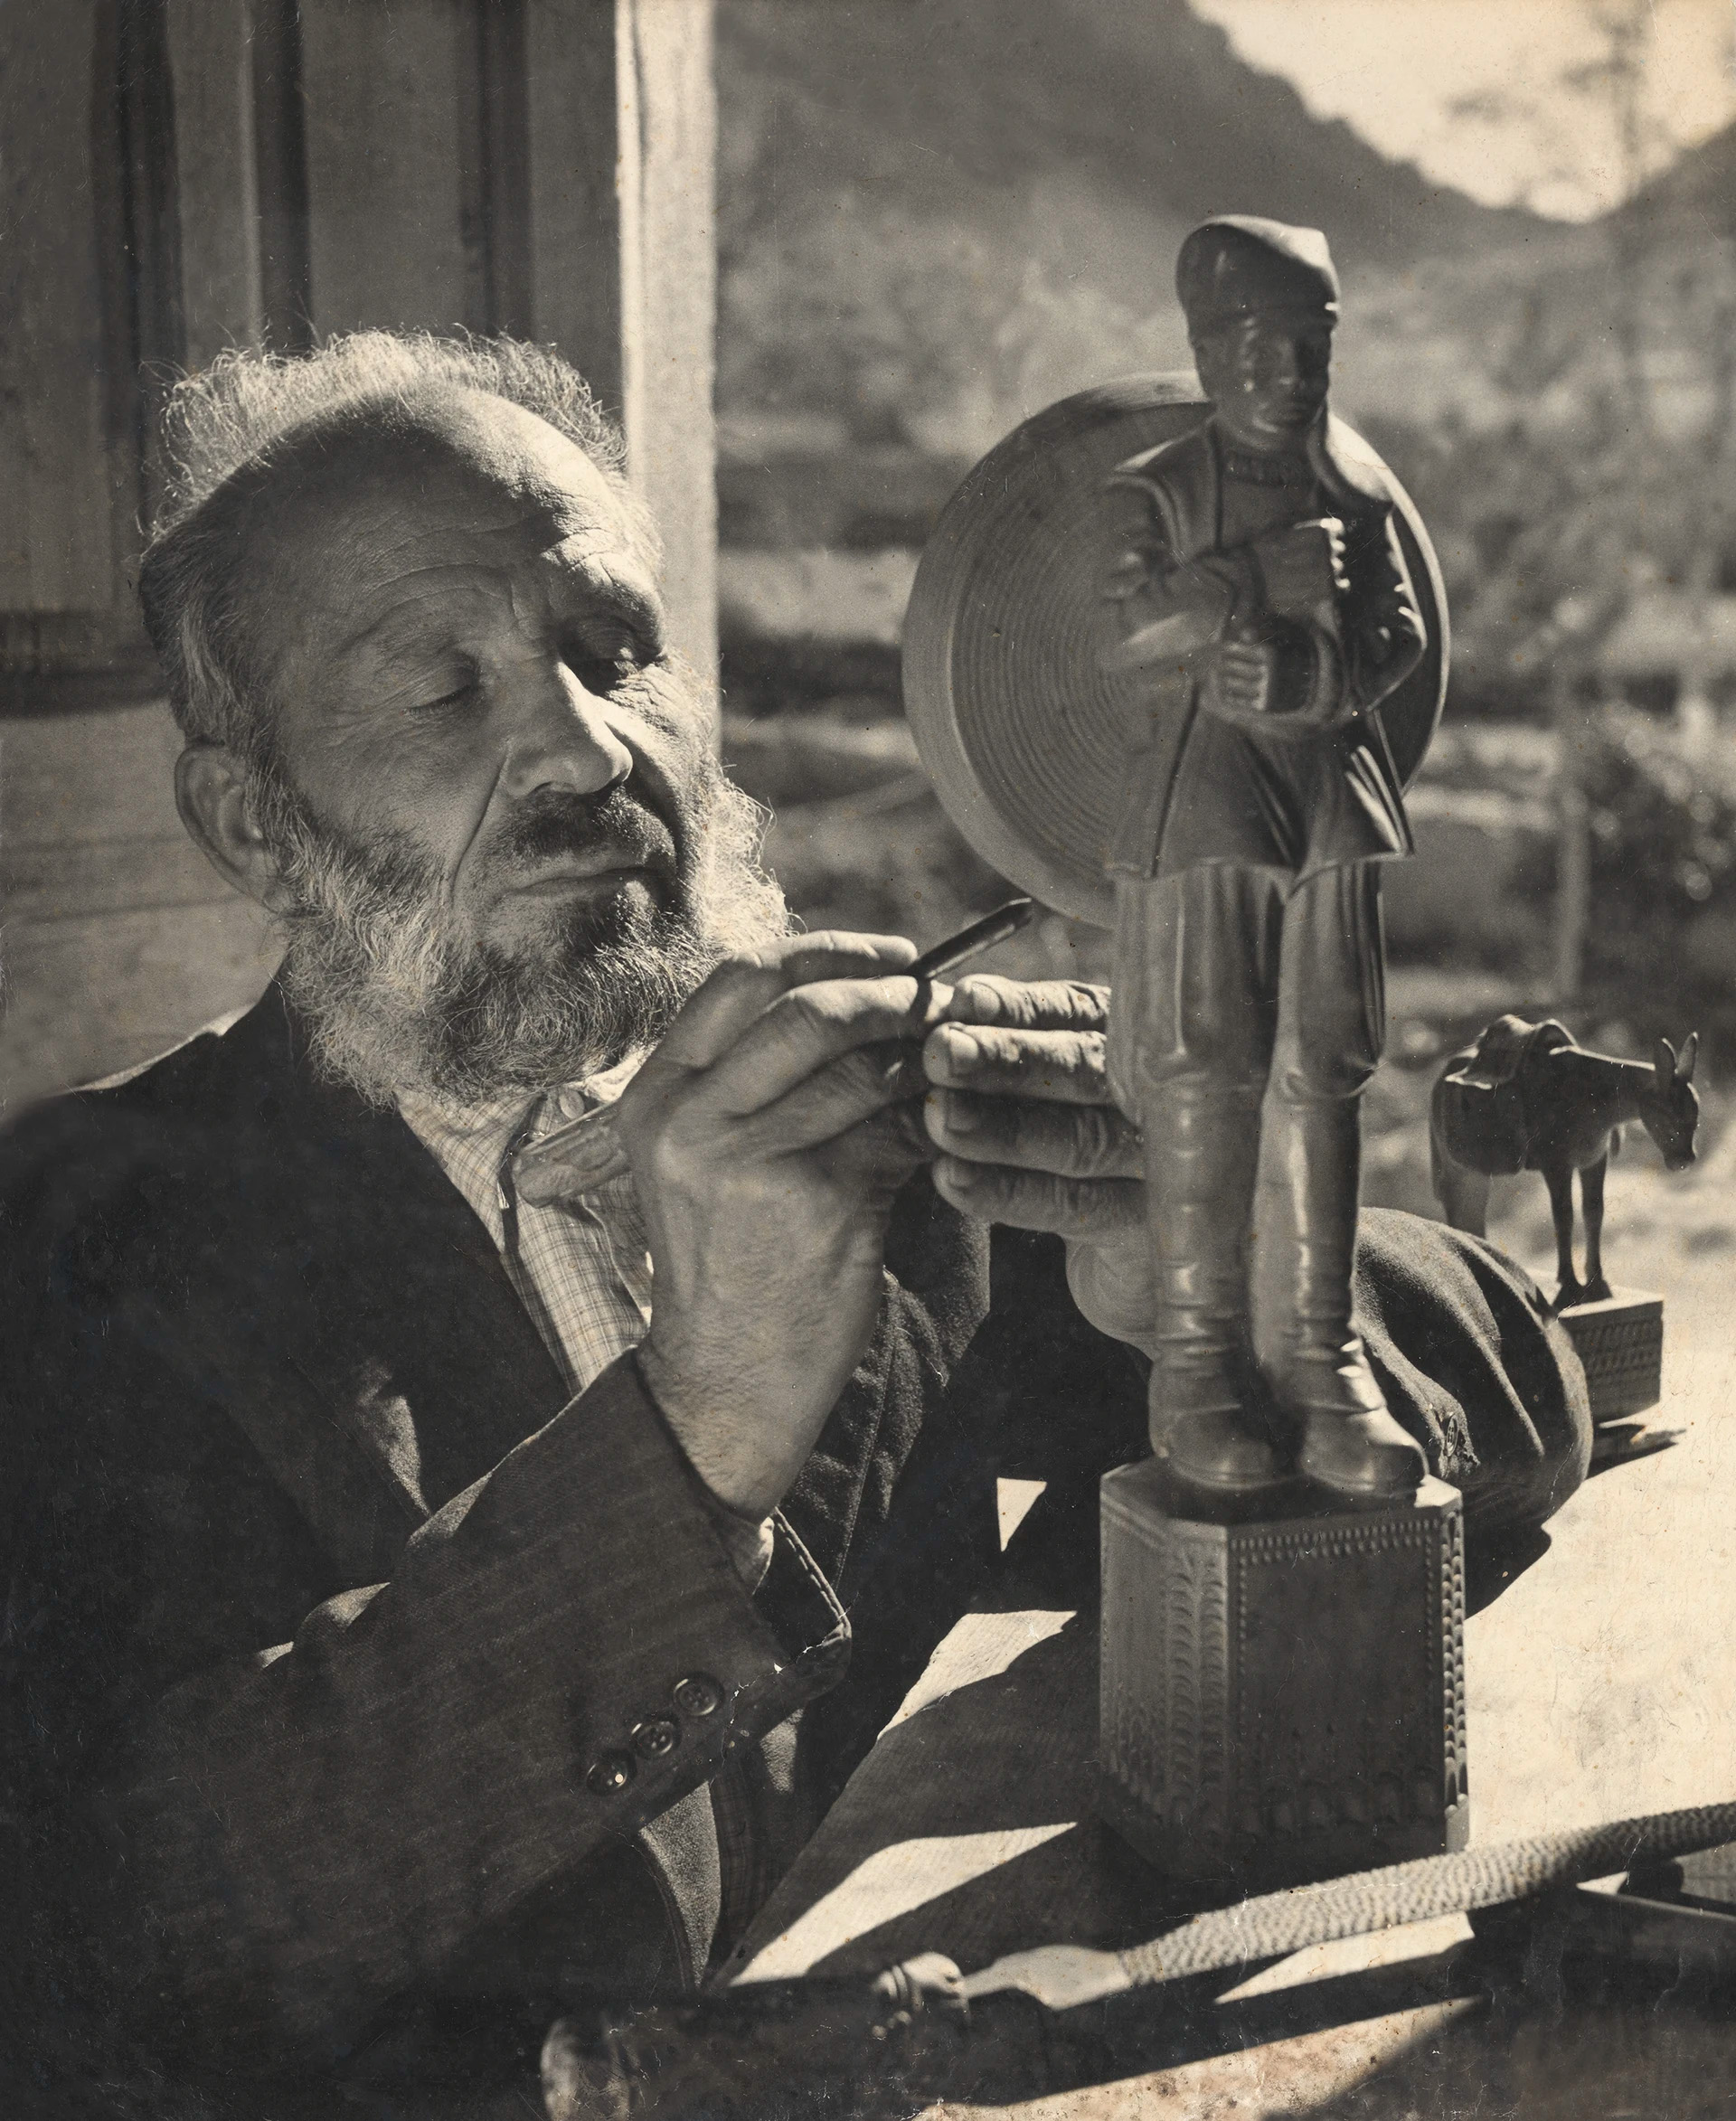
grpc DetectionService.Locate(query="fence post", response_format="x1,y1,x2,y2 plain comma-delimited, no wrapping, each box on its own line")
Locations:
1552,665,1592,1004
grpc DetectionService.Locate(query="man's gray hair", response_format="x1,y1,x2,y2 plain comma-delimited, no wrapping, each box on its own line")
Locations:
139,330,658,761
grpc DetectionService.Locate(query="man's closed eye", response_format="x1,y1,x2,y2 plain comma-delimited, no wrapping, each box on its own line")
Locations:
563,630,661,693
411,673,482,714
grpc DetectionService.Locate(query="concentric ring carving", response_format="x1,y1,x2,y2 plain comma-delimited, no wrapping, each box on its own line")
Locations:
902,373,1448,927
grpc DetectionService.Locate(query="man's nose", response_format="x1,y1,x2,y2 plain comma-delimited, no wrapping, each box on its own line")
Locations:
499,660,635,799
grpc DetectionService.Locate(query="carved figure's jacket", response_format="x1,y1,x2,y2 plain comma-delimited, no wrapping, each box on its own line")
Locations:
1099,413,1429,882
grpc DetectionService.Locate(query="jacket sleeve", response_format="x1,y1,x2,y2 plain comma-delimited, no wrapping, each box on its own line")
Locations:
1097,472,1260,678
1342,505,1427,712
6,1298,846,2071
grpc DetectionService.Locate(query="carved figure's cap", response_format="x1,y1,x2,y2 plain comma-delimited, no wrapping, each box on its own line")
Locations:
1175,218,1340,336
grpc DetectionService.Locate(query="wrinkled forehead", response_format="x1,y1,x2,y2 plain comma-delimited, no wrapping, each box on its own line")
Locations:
240,389,657,651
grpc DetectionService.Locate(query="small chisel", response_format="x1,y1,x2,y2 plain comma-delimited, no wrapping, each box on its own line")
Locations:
514,898,1037,1199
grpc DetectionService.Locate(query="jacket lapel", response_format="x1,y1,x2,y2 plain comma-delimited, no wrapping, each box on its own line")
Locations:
1309,412,1394,515
1140,422,1221,562
200,991,574,1528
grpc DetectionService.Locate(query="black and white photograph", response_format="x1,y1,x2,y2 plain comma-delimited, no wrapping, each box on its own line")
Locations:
3,3,1735,2116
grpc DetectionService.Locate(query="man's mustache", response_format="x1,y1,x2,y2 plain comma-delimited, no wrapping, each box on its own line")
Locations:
476,786,682,879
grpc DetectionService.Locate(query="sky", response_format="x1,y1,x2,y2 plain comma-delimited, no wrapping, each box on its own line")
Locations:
1190,0,1736,218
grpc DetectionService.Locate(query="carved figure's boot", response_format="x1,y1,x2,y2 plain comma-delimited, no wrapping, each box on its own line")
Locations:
1144,1089,1286,1494
1269,1098,1428,1500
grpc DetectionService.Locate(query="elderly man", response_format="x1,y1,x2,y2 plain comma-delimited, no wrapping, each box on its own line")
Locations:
0,335,1589,2117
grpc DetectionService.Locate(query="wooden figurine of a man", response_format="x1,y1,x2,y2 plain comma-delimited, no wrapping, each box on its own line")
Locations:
1099,216,1431,1501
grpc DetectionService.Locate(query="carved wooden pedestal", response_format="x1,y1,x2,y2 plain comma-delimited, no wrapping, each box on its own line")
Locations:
1098,1462,1467,1890
1557,1287,1664,1424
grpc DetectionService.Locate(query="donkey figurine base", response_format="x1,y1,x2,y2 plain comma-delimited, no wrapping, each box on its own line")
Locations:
1429,1015,1699,1309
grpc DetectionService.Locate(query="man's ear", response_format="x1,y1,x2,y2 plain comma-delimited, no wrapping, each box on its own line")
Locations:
175,743,288,910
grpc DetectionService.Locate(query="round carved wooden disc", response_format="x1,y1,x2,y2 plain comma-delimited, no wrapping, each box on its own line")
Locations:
901,372,1448,927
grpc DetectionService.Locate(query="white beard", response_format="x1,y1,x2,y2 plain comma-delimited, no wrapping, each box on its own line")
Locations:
251,750,791,1116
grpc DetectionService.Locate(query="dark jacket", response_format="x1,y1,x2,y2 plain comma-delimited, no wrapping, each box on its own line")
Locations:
0,986,1586,2113
0,986,1147,2106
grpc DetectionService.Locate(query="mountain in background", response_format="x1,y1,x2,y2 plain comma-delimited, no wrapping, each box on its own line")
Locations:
1638,118,1736,240
716,0,1560,450
719,0,1543,266
715,0,1730,455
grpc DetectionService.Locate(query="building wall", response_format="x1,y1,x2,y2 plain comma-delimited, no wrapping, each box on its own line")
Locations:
0,0,717,1113
1,703,279,1109
0,3,134,653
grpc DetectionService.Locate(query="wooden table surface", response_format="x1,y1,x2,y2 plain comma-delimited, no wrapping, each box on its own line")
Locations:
728,1250,1736,2117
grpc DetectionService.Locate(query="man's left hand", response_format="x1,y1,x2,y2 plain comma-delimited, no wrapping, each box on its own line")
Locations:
921,977,1156,1351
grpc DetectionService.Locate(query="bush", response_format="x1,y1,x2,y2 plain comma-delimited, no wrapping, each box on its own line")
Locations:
1580,706,1736,1021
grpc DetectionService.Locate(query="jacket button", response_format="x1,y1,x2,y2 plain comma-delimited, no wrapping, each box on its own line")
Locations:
672,1673,724,1719
631,1716,681,1760
586,1750,637,1796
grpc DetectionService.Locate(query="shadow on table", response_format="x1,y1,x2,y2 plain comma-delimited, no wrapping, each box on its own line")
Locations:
1465,1520,1552,1615
893,1949,1736,2118
773,1616,1197,1986
769,1527,1572,1993
908,1945,1480,2114
802,1816,1192,1984
1294,1979,1736,2120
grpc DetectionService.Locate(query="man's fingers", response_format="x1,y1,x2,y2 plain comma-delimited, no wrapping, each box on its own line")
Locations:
931,1157,1146,1238
942,976,1109,1034
924,1089,1142,1180
696,976,948,1118
651,933,919,1073
1216,645,1270,707
923,1023,1115,1107
770,929,920,980
812,1092,934,1190
727,1040,929,1158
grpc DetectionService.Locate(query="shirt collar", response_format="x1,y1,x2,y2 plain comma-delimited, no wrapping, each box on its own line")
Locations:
398,1048,649,1166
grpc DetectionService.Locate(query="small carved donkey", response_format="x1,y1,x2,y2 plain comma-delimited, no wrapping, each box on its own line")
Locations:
1430,1015,1700,1308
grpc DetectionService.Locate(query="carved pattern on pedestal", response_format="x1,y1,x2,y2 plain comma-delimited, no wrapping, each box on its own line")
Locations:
1240,1517,1418,1837
1164,1534,1231,1843
1440,1505,1468,1810
1099,1468,1467,1881
1102,1503,1231,1847
1557,1295,1664,1423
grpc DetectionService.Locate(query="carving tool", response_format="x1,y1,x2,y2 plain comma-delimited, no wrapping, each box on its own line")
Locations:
514,898,1036,1200
905,894,1035,980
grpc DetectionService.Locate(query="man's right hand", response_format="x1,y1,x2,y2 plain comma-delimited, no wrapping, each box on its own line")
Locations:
613,935,946,1523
